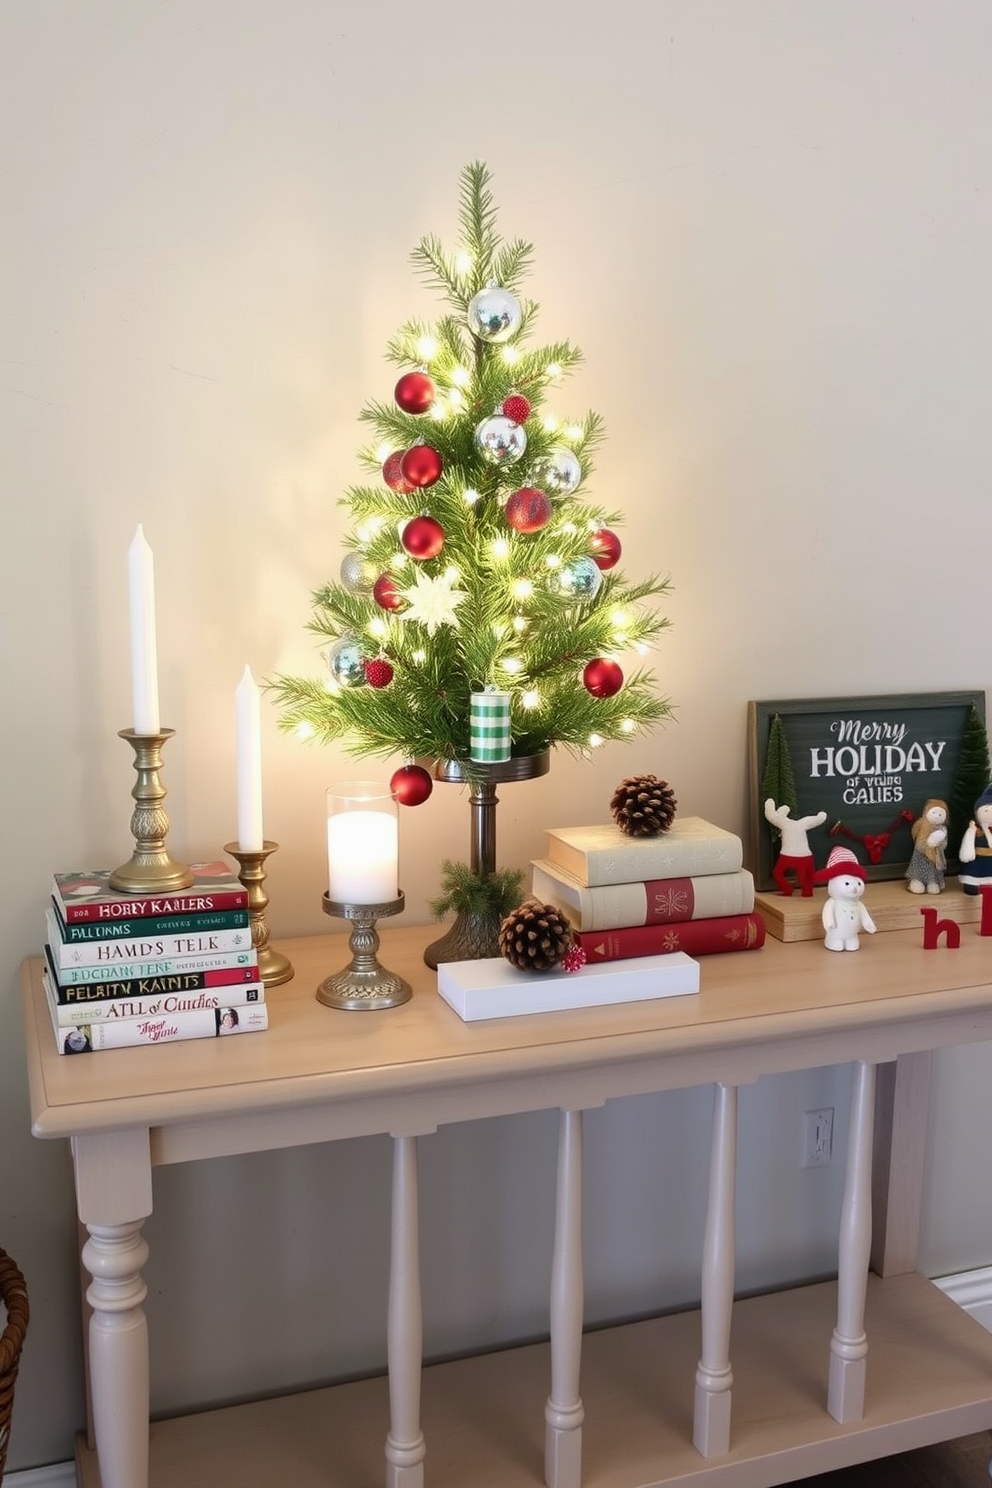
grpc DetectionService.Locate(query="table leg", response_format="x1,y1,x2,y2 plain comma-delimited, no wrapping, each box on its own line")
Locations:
386,1134,426,1488
545,1108,585,1488
693,1082,738,1458
72,1129,153,1488
829,1059,876,1424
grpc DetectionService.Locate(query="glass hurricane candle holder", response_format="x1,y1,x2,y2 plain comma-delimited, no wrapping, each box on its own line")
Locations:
326,781,399,905
318,781,409,1010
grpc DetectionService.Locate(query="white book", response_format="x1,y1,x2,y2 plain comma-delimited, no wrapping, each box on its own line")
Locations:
45,906,253,969
544,816,743,887
436,953,699,1022
50,981,265,1026
531,860,755,932
44,970,268,1051
53,946,258,984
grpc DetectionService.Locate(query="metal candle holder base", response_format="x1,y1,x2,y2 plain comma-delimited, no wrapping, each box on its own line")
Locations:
109,729,194,894
424,749,551,968
318,892,411,1010
224,841,295,987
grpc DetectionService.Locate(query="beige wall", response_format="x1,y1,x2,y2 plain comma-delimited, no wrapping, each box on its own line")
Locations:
3,0,992,1469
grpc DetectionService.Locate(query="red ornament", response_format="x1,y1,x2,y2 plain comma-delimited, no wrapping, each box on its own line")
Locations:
583,658,624,698
373,574,404,611
502,394,531,424
561,946,587,974
401,514,445,560
394,372,435,415
400,444,443,489
363,658,394,688
505,486,552,534
590,527,622,570
390,763,434,806
382,451,415,494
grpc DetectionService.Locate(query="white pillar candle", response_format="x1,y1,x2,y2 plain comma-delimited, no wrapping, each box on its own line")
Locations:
128,524,160,735
327,805,398,905
235,664,264,852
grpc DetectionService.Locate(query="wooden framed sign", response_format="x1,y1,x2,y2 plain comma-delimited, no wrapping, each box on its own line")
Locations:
747,691,988,891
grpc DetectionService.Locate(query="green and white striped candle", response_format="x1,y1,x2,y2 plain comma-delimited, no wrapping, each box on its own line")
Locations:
470,688,511,763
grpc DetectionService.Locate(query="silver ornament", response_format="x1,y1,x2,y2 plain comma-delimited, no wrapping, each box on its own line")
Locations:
328,635,366,688
558,556,604,602
467,285,523,343
538,446,583,495
475,414,528,466
339,552,377,594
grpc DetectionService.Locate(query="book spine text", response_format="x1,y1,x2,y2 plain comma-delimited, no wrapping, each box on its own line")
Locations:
55,905,249,941
57,886,248,925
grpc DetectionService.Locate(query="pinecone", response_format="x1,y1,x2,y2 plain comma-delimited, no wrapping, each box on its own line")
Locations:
498,900,573,972
609,774,678,837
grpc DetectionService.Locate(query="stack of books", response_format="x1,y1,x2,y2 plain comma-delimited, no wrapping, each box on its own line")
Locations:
531,816,765,963
43,862,268,1054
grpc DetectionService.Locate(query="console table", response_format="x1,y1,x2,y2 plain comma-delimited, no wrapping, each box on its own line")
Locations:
21,923,992,1488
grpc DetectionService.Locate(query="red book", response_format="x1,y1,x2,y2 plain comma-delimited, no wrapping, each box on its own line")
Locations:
52,861,248,924
574,913,766,962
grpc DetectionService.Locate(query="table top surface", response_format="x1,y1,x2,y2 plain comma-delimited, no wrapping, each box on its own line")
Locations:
21,919,992,1141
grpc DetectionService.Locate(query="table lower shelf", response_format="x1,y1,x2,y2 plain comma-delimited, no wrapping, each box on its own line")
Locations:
75,1272,992,1488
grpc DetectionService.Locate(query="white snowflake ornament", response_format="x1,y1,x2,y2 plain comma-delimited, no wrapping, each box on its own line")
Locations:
398,568,466,636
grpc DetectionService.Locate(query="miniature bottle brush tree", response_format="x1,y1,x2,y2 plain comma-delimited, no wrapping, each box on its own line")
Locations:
273,162,673,952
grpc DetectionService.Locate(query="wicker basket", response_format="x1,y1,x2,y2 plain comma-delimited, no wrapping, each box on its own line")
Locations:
0,1249,29,1482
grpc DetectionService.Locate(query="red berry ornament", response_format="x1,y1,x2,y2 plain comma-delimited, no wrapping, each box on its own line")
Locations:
364,658,394,688
400,444,443,489
590,527,622,570
382,451,416,494
561,946,587,974
505,486,552,534
502,394,531,424
391,763,434,806
583,658,624,698
373,574,404,611
401,514,445,560
395,371,435,415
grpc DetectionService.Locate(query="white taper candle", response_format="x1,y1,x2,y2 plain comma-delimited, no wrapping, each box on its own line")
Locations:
128,524,160,735
235,664,264,852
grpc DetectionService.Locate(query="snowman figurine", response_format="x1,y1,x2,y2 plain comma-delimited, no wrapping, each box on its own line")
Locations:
814,845,876,952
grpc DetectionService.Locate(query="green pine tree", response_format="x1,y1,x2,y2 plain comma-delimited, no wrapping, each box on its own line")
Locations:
272,162,672,768
949,704,991,863
760,714,798,836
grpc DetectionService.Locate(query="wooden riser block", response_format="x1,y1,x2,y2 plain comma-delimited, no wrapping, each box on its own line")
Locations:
755,881,987,943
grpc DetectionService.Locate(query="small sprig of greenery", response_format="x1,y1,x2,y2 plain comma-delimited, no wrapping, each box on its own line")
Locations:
429,860,526,922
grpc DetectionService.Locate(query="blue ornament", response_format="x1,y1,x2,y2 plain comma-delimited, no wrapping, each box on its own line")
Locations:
328,635,367,688
558,557,603,601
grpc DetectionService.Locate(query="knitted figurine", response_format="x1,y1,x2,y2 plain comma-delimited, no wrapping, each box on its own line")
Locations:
764,798,828,897
814,845,876,952
905,798,949,894
958,783,992,894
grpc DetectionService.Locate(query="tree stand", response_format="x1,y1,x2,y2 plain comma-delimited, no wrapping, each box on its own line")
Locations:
424,749,551,969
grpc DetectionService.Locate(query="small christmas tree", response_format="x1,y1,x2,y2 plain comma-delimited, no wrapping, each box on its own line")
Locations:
273,163,673,953
760,714,799,835
949,704,991,864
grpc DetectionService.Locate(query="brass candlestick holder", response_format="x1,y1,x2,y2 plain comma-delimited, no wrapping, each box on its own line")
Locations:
224,841,295,987
318,892,411,1010
109,729,194,894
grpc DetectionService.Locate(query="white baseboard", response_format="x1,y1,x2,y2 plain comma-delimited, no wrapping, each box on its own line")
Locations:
4,1465,75,1488
934,1264,992,1334
6,1269,990,1488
